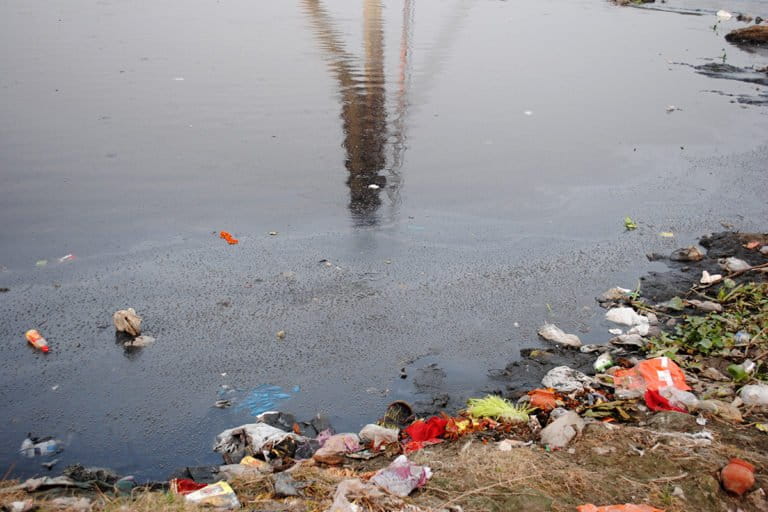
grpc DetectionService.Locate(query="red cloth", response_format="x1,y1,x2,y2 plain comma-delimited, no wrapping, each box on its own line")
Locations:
404,416,448,443
170,478,208,495
644,389,687,413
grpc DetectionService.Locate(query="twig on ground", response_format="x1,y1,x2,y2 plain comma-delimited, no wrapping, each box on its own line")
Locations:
649,472,688,483
432,474,540,510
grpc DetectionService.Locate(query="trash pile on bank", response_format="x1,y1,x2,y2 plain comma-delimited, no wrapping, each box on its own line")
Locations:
4,233,768,511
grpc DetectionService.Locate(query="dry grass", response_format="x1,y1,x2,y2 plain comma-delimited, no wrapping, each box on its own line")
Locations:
404,421,767,512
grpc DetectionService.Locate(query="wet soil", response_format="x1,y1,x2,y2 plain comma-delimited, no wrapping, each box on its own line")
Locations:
639,231,767,303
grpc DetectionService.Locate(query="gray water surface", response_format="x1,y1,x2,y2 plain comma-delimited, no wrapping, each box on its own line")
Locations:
1,0,767,480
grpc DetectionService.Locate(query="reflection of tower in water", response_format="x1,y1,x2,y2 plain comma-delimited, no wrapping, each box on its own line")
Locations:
303,0,410,226
342,0,386,224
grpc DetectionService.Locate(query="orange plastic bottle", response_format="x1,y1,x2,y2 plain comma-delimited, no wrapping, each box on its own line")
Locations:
721,458,755,495
25,329,50,353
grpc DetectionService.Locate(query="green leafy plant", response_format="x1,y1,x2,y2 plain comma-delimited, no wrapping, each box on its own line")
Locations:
646,283,768,357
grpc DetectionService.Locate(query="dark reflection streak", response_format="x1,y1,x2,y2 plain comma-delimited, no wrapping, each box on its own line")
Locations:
302,0,388,226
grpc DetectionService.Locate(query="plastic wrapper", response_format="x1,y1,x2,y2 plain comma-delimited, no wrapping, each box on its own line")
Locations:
185,481,240,509
213,423,305,463
370,455,432,497
358,424,399,449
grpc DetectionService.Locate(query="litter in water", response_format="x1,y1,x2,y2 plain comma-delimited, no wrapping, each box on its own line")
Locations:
537,323,582,348
234,384,294,416
113,308,142,337
219,231,239,245
25,329,50,353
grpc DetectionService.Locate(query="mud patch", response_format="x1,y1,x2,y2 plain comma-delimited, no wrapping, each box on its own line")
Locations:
390,356,497,417
639,231,767,303
690,62,768,105
489,347,597,400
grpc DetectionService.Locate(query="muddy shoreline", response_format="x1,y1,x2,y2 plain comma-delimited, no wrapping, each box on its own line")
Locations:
3,230,768,511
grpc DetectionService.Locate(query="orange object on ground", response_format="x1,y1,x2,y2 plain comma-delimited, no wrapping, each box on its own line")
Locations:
613,357,689,392
721,458,755,496
577,505,664,512
528,388,558,411
25,329,49,353
219,231,239,245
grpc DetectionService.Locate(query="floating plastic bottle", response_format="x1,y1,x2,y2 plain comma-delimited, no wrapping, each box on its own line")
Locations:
20,435,61,457
25,329,50,353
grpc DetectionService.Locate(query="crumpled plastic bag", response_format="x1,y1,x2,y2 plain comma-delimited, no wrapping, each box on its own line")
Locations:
539,411,584,449
313,433,361,464
719,257,750,272
358,424,399,449
370,455,432,497
329,479,390,512
644,389,687,413
541,366,594,393
537,323,581,347
692,399,743,423
577,505,663,512
11,476,91,492
740,384,768,406
185,481,240,509
613,357,690,397
113,308,142,336
605,307,649,328
213,423,305,463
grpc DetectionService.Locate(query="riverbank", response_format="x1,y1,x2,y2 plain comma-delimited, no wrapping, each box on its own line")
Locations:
2,231,767,511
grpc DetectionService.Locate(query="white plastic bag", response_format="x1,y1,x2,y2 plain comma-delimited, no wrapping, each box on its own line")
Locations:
370,455,432,497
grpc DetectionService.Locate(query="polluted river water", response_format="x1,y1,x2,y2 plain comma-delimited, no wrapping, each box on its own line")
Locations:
1,0,767,480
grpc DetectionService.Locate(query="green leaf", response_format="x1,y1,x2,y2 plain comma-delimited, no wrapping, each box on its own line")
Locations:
666,296,685,311
727,364,749,383
624,217,638,230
